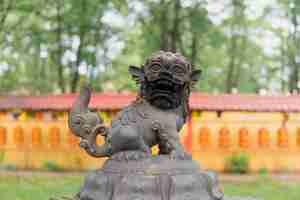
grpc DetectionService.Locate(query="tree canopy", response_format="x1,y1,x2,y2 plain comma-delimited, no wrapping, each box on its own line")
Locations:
0,0,299,95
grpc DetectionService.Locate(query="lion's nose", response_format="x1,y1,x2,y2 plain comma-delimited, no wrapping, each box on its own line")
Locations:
159,70,173,80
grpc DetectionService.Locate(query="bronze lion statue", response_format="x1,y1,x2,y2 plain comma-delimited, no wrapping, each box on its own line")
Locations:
69,51,201,160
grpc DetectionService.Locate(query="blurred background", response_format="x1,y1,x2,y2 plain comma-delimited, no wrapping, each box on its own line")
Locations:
1,1,300,199
0,0,300,95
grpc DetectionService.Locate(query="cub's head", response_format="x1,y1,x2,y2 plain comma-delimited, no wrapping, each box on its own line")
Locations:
129,51,201,113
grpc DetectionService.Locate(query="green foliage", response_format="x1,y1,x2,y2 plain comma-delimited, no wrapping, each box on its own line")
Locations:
225,152,250,174
258,167,269,176
224,176,300,200
0,151,4,163
0,175,83,200
42,161,65,172
0,1,299,94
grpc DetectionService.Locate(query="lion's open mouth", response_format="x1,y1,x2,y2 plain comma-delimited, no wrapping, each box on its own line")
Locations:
146,79,183,109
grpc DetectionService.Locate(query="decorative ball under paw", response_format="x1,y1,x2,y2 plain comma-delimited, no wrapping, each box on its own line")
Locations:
78,152,223,200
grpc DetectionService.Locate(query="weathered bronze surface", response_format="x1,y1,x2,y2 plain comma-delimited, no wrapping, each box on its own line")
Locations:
65,51,254,200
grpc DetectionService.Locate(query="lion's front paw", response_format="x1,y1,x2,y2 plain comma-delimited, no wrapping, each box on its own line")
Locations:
169,150,192,160
112,150,151,161
79,139,89,150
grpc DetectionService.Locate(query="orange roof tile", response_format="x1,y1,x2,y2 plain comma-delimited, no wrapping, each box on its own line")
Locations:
0,93,300,112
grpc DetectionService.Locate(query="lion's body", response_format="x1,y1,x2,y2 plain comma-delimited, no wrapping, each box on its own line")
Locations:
69,51,200,159
108,99,183,155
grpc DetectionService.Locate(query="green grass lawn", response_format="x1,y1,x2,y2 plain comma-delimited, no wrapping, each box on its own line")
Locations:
223,176,300,200
0,175,83,200
0,174,299,200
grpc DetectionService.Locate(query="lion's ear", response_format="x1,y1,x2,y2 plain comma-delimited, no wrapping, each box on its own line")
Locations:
190,69,202,86
129,65,144,84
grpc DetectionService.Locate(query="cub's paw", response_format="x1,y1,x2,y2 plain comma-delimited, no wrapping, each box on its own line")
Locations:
112,150,151,161
169,150,192,160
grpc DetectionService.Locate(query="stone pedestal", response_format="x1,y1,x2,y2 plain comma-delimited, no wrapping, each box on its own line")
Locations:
78,152,223,200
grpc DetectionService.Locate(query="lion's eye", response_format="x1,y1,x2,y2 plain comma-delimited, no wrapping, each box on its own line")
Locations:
149,64,161,72
173,65,185,74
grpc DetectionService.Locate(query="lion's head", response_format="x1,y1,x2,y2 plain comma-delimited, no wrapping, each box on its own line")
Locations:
129,51,201,119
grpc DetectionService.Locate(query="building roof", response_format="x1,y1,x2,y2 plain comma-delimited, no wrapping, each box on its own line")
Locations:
190,93,300,112
0,93,300,112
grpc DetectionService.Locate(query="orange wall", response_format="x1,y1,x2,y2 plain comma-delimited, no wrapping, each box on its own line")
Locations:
189,111,300,172
0,120,107,170
1,110,300,172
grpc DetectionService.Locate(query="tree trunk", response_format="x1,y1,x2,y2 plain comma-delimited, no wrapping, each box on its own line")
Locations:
289,59,299,93
280,35,287,92
71,36,84,92
170,0,181,52
71,0,86,92
226,35,237,93
190,33,198,67
56,0,65,93
232,34,246,89
159,0,169,51
225,0,247,93
288,6,299,93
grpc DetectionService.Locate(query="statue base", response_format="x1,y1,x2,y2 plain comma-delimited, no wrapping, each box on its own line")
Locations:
78,151,223,200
